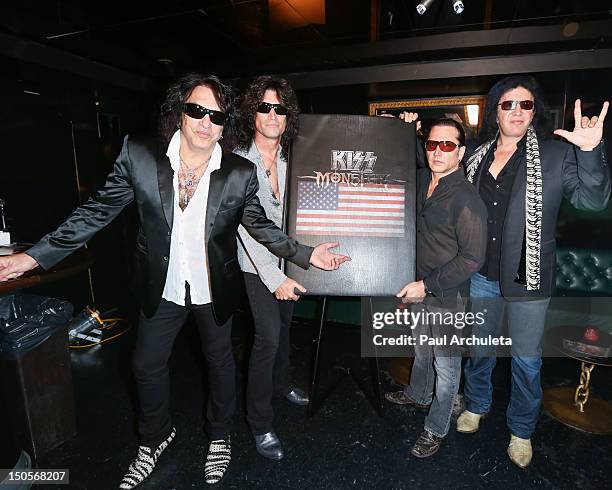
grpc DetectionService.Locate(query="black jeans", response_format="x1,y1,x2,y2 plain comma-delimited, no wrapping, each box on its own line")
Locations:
243,272,294,435
133,295,234,446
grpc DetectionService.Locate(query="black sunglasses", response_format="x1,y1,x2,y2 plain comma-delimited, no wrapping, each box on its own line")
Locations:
425,140,459,152
183,103,227,125
256,102,289,116
498,100,534,111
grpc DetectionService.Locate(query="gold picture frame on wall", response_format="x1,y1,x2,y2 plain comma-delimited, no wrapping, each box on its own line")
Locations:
368,95,487,140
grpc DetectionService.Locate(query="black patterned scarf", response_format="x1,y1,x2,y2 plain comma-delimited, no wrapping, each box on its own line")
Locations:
465,125,543,290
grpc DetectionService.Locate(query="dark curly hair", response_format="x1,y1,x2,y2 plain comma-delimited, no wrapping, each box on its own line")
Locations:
235,76,299,160
479,75,550,142
158,73,236,147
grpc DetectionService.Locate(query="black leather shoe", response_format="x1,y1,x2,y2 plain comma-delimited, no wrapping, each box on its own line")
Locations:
254,431,284,460
411,430,443,458
284,387,309,406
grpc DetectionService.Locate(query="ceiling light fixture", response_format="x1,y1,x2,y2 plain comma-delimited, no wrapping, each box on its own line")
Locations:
416,0,465,16
450,0,464,14
416,0,436,15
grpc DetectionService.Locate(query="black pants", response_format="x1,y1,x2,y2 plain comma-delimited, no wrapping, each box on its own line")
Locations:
133,295,234,446
243,272,294,435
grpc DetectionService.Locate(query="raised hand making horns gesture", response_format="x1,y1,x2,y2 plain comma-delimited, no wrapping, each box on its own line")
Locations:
554,99,609,151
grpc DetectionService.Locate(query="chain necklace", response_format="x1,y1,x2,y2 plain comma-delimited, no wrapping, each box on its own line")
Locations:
254,143,277,178
180,155,210,187
260,159,273,178
178,154,211,210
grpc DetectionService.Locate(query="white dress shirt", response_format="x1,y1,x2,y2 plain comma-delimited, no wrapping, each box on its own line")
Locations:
161,130,222,306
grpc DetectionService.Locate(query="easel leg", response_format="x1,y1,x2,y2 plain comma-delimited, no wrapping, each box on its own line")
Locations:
308,297,327,417
368,297,384,415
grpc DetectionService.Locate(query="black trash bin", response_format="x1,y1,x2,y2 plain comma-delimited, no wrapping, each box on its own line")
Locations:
0,293,77,460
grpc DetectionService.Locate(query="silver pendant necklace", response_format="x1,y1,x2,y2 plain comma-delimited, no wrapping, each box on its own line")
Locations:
180,156,210,187
254,143,276,178
262,159,273,178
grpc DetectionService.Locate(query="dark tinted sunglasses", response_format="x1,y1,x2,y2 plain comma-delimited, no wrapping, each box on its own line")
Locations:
425,140,459,152
256,102,289,116
183,103,227,125
498,100,534,111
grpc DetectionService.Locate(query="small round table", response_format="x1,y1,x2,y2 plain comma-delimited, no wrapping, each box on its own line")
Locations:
543,325,612,435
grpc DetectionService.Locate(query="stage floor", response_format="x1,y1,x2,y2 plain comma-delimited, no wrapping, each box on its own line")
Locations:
39,312,611,489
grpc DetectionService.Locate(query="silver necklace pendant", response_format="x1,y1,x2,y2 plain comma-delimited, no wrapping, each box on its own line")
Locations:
185,169,196,187
265,169,271,177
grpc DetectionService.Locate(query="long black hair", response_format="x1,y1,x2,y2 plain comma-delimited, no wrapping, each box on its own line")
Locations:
235,76,299,160
480,75,550,142
158,73,236,147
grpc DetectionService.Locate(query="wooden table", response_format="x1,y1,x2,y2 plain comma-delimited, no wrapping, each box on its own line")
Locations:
0,246,94,294
543,325,612,435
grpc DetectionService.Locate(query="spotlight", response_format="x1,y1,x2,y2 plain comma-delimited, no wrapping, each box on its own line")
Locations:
416,0,436,15
450,0,465,14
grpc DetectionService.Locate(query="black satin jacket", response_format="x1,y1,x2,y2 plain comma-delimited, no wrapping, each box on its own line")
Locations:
27,134,313,323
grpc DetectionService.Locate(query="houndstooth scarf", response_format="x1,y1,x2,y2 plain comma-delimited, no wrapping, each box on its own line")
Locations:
465,125,543,290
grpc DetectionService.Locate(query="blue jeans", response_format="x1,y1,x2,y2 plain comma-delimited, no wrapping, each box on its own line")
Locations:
405,302,462,438
463,273,550,439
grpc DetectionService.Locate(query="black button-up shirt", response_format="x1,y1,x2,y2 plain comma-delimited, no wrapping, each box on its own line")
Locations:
477,137,525,280
417,167,488,307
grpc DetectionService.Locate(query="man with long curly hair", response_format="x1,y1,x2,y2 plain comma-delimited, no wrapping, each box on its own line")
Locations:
233,76,307,461
0,73,350,487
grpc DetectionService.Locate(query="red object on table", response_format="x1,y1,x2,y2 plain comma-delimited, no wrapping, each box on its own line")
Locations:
583,326,601,343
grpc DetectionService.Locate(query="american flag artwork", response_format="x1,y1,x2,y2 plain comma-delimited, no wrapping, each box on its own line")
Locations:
296,180,405,237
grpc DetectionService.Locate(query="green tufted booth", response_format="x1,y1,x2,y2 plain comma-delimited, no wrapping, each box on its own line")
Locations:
547,247,612,333
555,248,612,296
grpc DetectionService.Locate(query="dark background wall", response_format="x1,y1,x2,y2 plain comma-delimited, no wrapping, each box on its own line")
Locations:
0,58,156,313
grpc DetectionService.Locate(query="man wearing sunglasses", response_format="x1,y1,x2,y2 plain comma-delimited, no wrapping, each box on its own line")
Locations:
386,118,487,458
0,73,350,487
232,76,308,461
453,76,610,468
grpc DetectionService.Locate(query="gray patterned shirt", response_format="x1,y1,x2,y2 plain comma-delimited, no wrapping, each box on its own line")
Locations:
234,142,288,292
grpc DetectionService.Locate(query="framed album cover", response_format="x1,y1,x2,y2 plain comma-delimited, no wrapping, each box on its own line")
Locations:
284,114,417,296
